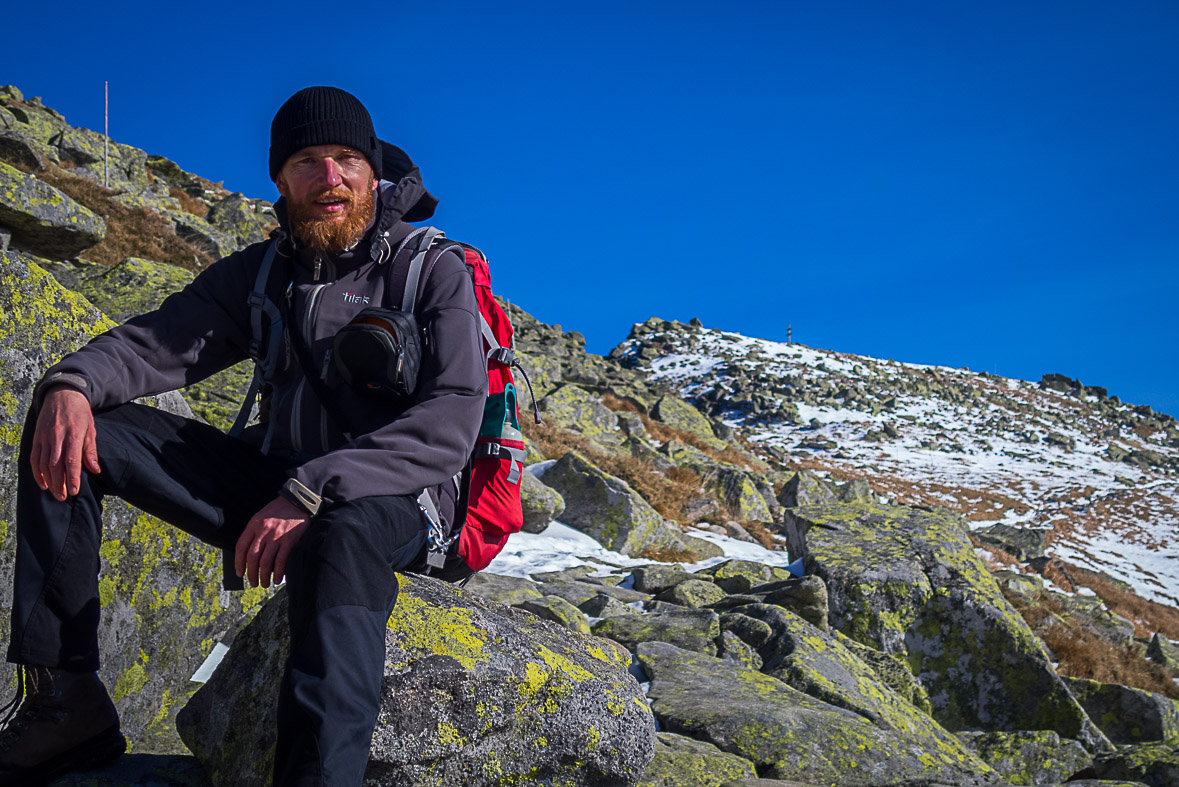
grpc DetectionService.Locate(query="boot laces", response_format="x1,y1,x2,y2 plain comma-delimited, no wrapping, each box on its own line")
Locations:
0,667,62,754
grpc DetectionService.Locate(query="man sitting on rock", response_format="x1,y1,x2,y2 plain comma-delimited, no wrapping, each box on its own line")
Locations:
1,86,485,786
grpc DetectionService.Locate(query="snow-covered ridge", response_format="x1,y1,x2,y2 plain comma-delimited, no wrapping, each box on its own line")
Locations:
617,320,1179,607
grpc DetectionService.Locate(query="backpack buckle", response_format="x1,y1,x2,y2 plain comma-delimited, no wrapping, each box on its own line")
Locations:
487,347,515,365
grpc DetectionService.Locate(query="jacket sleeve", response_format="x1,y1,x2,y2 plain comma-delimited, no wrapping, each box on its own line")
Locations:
290,249,486,504
34,247,261,410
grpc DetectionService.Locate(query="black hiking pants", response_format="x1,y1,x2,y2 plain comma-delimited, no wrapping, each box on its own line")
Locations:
6,402,428,786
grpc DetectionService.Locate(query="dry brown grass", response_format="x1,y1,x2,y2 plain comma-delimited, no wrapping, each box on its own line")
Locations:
639,545,699,563
524,420,708,523
742,520,781,551
968,533,1021,571
169,186,209,218
1035,558,1179,640
1040,625,1179,698
20,161,213,271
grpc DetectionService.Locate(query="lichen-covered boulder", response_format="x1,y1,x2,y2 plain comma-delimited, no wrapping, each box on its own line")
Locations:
632,564,691,594
1147,633,1179,670
594,609,721,656
177,575,655,786
661,442,771,522
539,579,649,608
520,471,565,533
0,253,270,752
973,522,1049,561
537,385,626,449
702,559,795,594
637,732,758,787
543,451,688,557
734,603,980,766
637,642,996,786
656,579,725,609
515,594,592,634
776,470,837,508
1064,677,1179,745
1074,741,1179,787
957,730,1092,786
0,162,106,258
206,193,269,250
651,395,721,445
40,256,194,323
168,210,239,260
784,501,1109,750
463,572,544,606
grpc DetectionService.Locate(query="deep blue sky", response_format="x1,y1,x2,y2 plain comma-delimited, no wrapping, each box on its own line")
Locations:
5,1,1178,415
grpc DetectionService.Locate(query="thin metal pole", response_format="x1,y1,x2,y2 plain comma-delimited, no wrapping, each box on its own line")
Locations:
104,81,109,188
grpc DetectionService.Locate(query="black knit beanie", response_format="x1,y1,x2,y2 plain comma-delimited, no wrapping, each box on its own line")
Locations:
268,86,382,181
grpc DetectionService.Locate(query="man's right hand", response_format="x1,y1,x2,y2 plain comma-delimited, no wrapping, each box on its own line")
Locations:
30,387,101,501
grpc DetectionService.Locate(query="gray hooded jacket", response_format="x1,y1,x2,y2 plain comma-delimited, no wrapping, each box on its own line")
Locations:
36,174,486,527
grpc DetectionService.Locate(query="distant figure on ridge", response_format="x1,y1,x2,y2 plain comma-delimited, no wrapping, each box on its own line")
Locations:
0,86,486,785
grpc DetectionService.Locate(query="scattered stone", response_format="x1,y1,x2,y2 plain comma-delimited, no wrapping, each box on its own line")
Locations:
637,732,758,787
681,496,721,522
681,534,725,560
719,613,776,650
717,630,763,671
974,523,1049,561
637,642,993,786
1072,740,1179,787
703,559,795,594
539,580,649,608
543,451,688,557
0,161,106,258
536,385,625,449
784,501,1109,750
515,595,592,634
1064,677,1179,745
520,471,565,533
632,564,691,594
461,572,543,606
579,593,639,618
1147,633,1179,670
652,395,721,444
958,729,1092,786
593,609,721,656
656,579,726,609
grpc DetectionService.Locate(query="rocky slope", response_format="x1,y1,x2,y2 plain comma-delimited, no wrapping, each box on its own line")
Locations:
1,85,1177,786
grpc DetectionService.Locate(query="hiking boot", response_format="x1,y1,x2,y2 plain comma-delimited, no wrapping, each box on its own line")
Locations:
0,666,125,786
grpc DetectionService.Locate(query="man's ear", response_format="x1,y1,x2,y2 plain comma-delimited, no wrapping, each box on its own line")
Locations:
275,173,288,198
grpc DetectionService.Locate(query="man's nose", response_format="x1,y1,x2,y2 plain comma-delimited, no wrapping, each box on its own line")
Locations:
320,158,343,188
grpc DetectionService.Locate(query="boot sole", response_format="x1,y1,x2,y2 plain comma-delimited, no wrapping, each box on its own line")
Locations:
13,725,126,786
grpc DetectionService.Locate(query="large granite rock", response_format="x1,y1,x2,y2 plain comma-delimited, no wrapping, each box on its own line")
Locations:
40,256,194,324
637,732,758,787
637,641,995,786
1147,633,1179,670
537,385,625,450
542,451,688,557
1074,741,1179,787
1064,677,1179,745
520,471,565,533
957,730,1092,786
0,253,270,752
0,162,106,258
651,395,720,444
177,575,655,786
205,192,269,250
784,501,1109,750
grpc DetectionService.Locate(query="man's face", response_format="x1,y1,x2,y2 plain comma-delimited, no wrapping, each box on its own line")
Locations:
276,144,378,253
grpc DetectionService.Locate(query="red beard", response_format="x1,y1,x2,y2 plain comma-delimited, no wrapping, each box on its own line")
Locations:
287,176,376,253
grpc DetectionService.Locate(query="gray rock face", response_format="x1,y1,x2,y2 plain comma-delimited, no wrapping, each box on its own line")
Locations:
637,641,994,786
0,254,268,752
178,576,655,786
784,501,1110,751
594,609,721,656
543,451,687,557
520,470,565,533
0,162,105,258
958,730,1092,786
1147,632,1179,670
1064,677,1179,745
637,732,757,787
974,523,1049,561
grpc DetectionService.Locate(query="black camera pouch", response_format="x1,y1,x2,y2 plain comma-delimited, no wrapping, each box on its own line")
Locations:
332,307,422,400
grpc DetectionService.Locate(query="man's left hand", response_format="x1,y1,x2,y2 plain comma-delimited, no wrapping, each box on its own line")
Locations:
235,497,311,588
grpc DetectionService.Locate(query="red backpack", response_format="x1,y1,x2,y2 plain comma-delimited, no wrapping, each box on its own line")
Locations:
394,229,538,578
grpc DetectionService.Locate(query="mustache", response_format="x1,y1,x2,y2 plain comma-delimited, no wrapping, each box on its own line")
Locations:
312,187,359,205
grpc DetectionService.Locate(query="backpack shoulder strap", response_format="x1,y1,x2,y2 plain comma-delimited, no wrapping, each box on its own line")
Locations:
230,239,285,437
